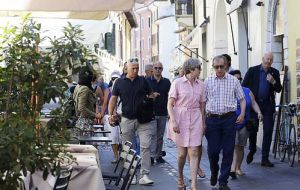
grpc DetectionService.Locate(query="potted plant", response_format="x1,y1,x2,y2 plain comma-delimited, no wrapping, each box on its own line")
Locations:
0,15,97,189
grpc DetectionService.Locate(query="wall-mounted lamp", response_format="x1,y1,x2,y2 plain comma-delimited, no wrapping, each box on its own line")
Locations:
226,0,233,5
256,1,264,6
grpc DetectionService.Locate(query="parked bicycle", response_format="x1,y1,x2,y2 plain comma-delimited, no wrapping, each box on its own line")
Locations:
275,103,299,167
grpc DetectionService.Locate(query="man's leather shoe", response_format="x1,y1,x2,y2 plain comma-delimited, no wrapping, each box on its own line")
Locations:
229,172,237,179
219,184,231,190
261,160,274,167
151,157,154,165
156,157,166,164
210,172,218,186
246,152,254,164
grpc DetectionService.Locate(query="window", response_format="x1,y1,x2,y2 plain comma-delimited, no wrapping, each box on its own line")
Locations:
148,16,151,28
141,18,144,29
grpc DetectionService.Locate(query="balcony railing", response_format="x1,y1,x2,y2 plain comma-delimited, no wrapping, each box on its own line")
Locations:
175,0,193,16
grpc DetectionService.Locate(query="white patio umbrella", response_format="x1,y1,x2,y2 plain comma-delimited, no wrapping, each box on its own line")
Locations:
0,0,146,20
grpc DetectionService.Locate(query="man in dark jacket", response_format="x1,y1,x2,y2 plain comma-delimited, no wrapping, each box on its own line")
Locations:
242,52,282,167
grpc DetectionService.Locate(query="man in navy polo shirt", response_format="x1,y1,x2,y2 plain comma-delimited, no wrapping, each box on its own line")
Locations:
108,59,158,185
147,62,171,164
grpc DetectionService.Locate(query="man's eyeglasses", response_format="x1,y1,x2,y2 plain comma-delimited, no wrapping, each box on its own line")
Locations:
213,65,225,69
129,58,139,63
238,78,243,81
154,67,162,70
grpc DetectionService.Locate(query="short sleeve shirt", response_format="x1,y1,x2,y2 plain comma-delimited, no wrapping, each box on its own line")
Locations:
204,73,244,114
112,76,152,119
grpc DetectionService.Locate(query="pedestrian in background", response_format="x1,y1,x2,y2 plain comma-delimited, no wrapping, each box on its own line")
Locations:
144,64,153,78
242,52,282,167
167,58,205,190
73,67,102,134
222,54,235,73
228,70,263,179
103,71,122,164
147,61,171,164
204,55,245,190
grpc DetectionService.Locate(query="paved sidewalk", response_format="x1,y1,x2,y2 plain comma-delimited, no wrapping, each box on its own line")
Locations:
99,139,300,190
164,139,300,190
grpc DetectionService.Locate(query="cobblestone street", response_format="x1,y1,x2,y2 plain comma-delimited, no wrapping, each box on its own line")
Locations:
100,138,300,190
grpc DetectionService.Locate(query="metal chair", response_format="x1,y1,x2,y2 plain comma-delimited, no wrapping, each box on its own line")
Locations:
102,141,133,182
53,166,73,190
105,150,141,190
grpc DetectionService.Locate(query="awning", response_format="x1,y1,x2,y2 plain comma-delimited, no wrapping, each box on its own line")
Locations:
0,11,108,20
0,0,143,11
0,0,146,20
227,0,247,15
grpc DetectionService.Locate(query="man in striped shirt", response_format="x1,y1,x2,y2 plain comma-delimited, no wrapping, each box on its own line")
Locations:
204,55,246,190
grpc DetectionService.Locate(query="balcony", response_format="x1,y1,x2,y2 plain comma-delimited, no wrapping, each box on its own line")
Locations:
175,0,193,26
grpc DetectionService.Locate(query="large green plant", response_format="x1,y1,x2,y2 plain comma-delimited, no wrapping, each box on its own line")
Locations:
0,16,97,189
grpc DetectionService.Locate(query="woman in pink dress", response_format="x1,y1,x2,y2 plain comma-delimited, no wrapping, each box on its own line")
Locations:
167,58,206,190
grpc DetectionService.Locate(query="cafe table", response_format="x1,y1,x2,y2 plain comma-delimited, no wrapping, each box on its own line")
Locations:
30,152,105,190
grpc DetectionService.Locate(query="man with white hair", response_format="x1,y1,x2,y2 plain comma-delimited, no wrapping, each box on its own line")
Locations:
108,58,159,185
242,52,282,167
144,64,153,78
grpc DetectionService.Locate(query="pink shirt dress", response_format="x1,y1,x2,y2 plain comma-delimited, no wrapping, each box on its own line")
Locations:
167,76,205,147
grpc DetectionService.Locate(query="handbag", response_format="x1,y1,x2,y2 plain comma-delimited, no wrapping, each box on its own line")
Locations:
136,96,155,124
74,117,94,136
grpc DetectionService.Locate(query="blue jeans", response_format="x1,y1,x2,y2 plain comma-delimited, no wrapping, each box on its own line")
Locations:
205,114,236,186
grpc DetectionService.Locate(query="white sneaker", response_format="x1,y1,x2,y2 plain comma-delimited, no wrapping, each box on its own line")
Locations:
131,175,137,185
139,175,154,185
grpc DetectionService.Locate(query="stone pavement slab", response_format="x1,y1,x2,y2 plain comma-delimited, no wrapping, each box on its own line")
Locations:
164,139,300,190
98,138,300,190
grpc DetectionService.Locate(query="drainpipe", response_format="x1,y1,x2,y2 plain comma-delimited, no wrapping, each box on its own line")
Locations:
192,0,196,27
200,0,210,27
135,11,143,75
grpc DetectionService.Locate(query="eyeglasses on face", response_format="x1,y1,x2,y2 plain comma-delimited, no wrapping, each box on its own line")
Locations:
129,58,139,63
213,65,225,69
196,65,202,70
154,67,162,70
238,78,243,81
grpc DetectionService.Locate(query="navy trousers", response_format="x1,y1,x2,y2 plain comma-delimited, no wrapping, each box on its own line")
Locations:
205,114,236,186
248,99,275,161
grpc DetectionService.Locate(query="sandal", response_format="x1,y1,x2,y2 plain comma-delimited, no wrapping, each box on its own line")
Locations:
236,170,245,176
178,178,186,190
111,158,118,164
197,168,206,178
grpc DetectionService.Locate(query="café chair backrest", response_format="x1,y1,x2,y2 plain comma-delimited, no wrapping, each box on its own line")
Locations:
114,141,132,173
123,155,141,190
53,166,73,190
